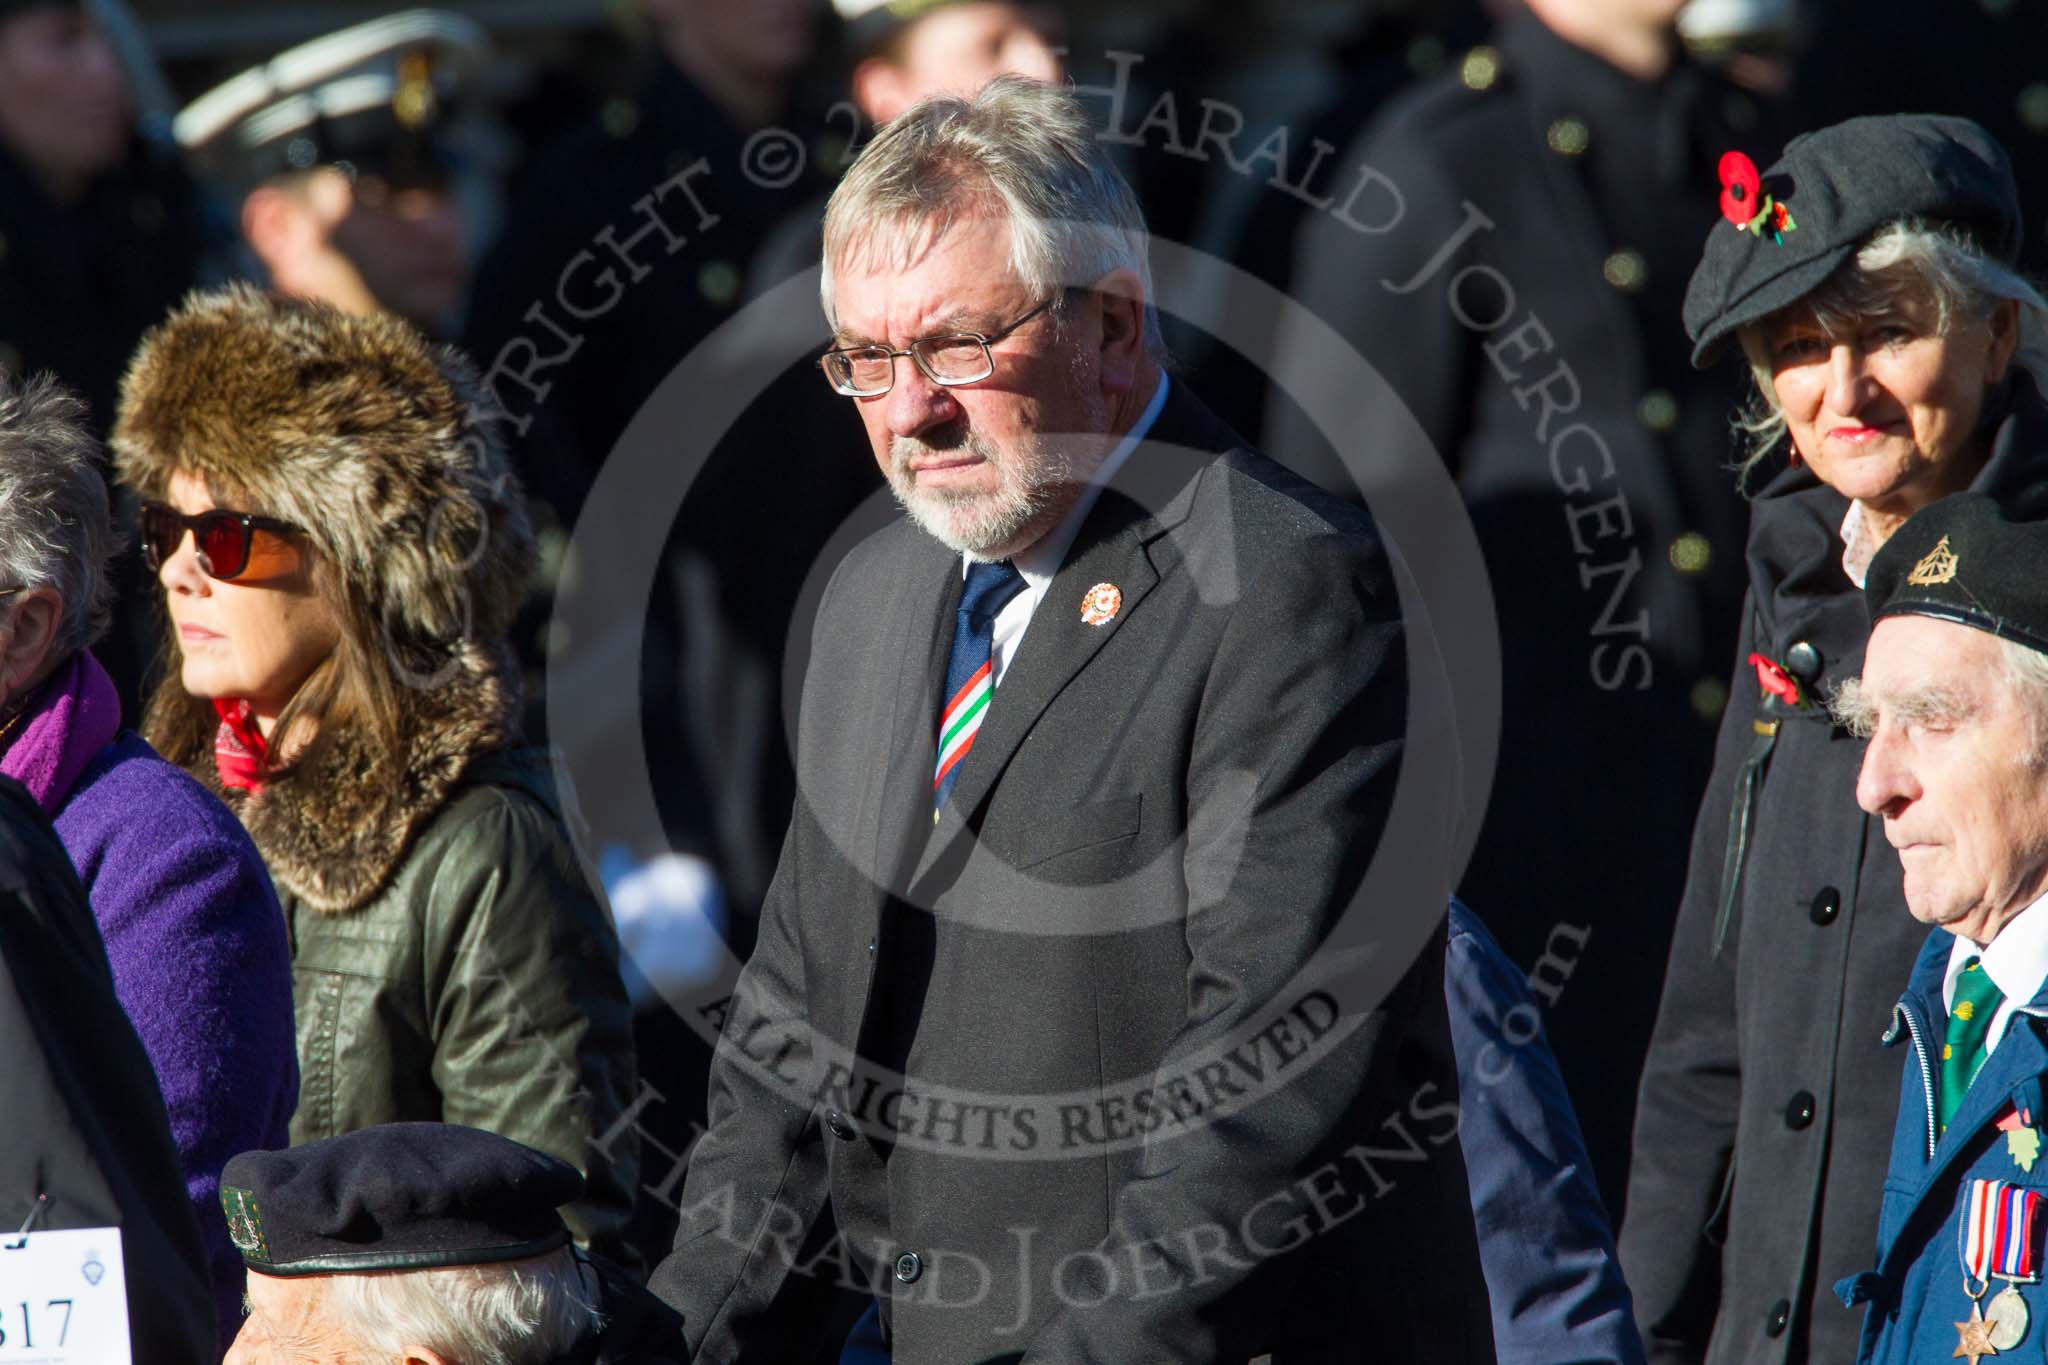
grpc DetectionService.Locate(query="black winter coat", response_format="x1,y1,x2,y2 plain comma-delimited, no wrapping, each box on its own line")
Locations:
0,774,215,1361
1266,12,1783,1207
1621,368,2048,1364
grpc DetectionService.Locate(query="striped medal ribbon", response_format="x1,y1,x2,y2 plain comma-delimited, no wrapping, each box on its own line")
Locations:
1961,1178,2040,1355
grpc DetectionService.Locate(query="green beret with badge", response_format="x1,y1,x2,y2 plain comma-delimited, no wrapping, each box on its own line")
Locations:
218,1122,583,1276
1864,490,2048,657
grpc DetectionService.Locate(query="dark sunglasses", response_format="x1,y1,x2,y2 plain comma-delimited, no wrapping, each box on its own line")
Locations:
140,503,303,581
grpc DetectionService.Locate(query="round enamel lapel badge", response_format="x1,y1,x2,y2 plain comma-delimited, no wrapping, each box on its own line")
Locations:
1080,583,1122,626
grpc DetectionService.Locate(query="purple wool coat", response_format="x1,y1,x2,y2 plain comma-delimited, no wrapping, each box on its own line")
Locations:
4,651,296,1356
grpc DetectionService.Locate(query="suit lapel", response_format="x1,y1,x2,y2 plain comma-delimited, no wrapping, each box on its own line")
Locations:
870,542,963,896
917,507,1159,872
905,420,1218,895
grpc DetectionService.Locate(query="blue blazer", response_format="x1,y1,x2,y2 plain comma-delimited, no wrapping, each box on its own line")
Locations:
1839,926,2048,1362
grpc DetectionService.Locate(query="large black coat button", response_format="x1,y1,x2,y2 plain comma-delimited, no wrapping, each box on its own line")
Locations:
1766,1299,1790,1336
1810,887,1842,926
895,1251,924,1284
826,1110,856,1140
1785,640,1822,681
1785,1091,1816,1130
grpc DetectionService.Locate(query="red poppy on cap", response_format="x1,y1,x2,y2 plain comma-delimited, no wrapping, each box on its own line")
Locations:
1719,151,1762,228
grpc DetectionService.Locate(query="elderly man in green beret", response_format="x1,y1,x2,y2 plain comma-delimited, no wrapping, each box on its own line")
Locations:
220,1124,684,1365
1833,492,2048,1362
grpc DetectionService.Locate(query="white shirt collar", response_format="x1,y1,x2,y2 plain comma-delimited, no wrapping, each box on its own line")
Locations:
1944,885,2048,1028
967,372,1171,588
1839,500,1876,590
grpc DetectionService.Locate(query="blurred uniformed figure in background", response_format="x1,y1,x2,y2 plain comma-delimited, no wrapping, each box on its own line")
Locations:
838,0,1061,123
174,11,491,337
1268,0,1786,1217
0,0,204,724
462,0,856,1270
0,0,202,428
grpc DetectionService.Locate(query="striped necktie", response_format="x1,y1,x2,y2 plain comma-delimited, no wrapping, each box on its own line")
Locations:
934,560,1026,813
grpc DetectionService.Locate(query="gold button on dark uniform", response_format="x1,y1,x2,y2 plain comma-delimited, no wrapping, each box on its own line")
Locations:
2020,83,2048,135
1546,117,1589,157
1406,36,1445,76
698,261,741,309
1638,389,1679,432
1603,249,1647,292
602,98,639,140
1669,532,1711,576
1691,676,1729,722
1460,47,1500,92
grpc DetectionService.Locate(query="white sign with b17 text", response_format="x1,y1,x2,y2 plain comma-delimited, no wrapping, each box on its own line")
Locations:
0,1228,128,1364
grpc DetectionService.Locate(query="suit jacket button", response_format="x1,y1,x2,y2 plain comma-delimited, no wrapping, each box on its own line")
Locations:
1785,640,1822,681
1784,1090,1817,1130
895,1250,924,1284
866,937,877,955
826,1110,856,1140
1810,887,1841,925
1765,1298,1791,1335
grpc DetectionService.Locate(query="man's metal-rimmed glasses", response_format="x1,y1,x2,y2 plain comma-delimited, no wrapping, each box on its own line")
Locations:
818,293,1062,398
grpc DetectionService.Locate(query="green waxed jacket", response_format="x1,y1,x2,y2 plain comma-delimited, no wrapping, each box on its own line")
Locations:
277,749,641,1269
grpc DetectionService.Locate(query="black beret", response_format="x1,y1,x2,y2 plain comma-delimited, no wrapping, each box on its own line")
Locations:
219,1123,583,1276
1865,491,2048,657
1683,113,2021,367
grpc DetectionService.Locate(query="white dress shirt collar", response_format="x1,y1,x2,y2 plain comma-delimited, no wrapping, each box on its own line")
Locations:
1944,886,2048,1054
968,372,1170,691
999,371,1171,591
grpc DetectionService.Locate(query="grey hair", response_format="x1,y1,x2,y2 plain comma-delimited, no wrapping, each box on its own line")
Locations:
1829,634,2048,764
820,74,1163,355
320,1248,601,1365
0,372,119,660
1732,219,2048,487
1999,634,2048,764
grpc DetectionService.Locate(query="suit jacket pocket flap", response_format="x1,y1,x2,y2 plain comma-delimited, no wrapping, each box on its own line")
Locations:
1008,795,1143,871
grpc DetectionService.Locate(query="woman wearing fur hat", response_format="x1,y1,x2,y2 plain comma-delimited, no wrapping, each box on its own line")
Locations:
0,370,294,1353
112,284,641,1270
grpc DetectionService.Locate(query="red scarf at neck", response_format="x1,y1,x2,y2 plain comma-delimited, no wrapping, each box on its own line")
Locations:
213,699,269,793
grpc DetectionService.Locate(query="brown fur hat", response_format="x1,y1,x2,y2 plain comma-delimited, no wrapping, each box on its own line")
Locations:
112,284,538,912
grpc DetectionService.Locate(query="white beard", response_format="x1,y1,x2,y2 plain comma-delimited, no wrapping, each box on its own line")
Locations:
888,427,1081,560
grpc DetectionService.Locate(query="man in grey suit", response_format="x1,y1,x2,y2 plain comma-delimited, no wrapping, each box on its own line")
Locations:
652,76,1490,1363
